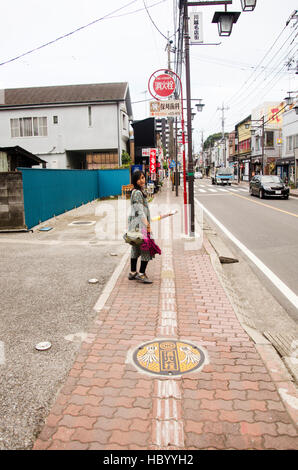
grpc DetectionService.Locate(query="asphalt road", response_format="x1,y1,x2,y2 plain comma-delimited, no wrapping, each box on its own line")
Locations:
0,199,129,450
194,179,298,322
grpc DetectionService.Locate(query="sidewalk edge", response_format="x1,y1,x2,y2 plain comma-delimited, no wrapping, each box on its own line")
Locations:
203,235,298,428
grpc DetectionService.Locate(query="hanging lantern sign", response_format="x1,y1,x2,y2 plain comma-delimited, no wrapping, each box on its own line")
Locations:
148,69,176,100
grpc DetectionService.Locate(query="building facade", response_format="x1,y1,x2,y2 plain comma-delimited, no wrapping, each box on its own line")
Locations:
0,83,132,169
251,102,283,178
276,105,298,185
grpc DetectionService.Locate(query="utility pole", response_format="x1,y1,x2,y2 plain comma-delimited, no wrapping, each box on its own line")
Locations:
217,103,229,167
166,34,175,189
184,1,195,236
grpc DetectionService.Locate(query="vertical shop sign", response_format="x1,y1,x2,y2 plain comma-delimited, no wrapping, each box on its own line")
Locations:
150,148,157,173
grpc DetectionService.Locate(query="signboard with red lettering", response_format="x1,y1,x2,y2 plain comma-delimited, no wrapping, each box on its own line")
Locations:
148,70,176,101
150,100,181,117
142,148,151,156
149,148,157,173
152,74,175,98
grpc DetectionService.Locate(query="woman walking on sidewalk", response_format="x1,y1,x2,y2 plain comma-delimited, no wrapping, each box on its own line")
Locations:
128,170,154,284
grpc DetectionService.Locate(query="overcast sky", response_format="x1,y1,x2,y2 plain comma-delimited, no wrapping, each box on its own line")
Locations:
1,0,297,150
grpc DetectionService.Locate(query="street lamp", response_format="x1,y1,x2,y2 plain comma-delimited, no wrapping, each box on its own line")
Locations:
196,100,205,112
241,0,257,12
284,94,293,106
212,11,241,36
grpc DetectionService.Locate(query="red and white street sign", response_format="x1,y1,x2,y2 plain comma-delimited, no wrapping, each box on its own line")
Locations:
152,74,175,98
142,148,151,156
149,148,157,173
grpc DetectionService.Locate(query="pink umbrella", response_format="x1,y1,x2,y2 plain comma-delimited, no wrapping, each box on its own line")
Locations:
141,229,161,257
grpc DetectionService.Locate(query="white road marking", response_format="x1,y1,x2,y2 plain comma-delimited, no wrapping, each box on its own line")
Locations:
93,246,130,312
195,197,298,309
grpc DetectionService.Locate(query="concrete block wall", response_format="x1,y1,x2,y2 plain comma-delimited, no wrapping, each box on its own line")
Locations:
0,172,26,230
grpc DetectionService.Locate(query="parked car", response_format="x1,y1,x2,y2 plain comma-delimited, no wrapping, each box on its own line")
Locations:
211,167,234,185
194,171,203,179
249,175,289,199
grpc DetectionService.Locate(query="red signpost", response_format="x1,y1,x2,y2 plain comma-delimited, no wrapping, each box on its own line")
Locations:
148,69,188,235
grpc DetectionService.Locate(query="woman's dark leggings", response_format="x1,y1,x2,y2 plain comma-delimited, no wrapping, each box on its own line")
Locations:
131,258,148,274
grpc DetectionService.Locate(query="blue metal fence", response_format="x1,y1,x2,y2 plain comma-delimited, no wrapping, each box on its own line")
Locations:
19,168,130,229
98,168,130,198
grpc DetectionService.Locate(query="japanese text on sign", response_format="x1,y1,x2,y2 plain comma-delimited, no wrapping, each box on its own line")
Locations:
152,74,176,98
150,100,181,117
189,12,203,43
149,149,157,173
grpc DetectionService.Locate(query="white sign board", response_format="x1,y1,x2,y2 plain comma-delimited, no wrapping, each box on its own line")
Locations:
150,100,181,117
189,12,203,44
142,148,151,156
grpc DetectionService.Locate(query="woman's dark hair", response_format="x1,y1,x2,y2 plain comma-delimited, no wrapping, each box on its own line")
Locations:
132,170,147,196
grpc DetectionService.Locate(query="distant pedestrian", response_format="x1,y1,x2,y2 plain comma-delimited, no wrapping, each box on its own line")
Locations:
127,170,154,284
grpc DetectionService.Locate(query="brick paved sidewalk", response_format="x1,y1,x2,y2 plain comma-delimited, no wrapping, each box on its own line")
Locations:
33,181,298,450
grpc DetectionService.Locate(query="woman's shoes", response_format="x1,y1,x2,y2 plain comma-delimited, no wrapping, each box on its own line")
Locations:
135,273,153,284
128,272,138,280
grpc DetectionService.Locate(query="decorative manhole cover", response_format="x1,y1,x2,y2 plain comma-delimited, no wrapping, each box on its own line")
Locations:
133,340,205,376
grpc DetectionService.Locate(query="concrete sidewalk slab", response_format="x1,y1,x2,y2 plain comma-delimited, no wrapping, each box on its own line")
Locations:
32,180,298,450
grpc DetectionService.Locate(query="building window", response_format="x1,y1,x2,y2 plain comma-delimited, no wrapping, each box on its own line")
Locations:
88,106,92,127
286,136,293,153
265,131,274,147
122,113,127,130
10,117,47,137
53,116,58,124
255,136,260,151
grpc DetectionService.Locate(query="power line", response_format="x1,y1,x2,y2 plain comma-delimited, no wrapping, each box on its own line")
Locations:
226,22,297,107
228,41,297,121
143,0,169,41
0,0,165,67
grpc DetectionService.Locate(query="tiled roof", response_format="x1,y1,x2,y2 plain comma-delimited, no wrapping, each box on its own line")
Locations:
1,82,129,106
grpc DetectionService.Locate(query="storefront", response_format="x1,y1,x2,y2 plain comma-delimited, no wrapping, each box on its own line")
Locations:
251,157,262,177
276,157,296,185
241,158,251,181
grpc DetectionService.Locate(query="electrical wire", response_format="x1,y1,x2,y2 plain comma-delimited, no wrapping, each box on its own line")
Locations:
228,40,297,121
143,0,170,41
226,25,298,108
225,22,290,106
0,0,166,67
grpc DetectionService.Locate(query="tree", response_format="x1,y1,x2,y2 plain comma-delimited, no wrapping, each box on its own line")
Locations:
121,150,131,167
204,132,228,150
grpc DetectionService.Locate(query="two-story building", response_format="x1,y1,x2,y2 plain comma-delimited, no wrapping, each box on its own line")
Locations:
0,82,133,169
276,104,298,185
235,116,251,182
251,101,283,177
